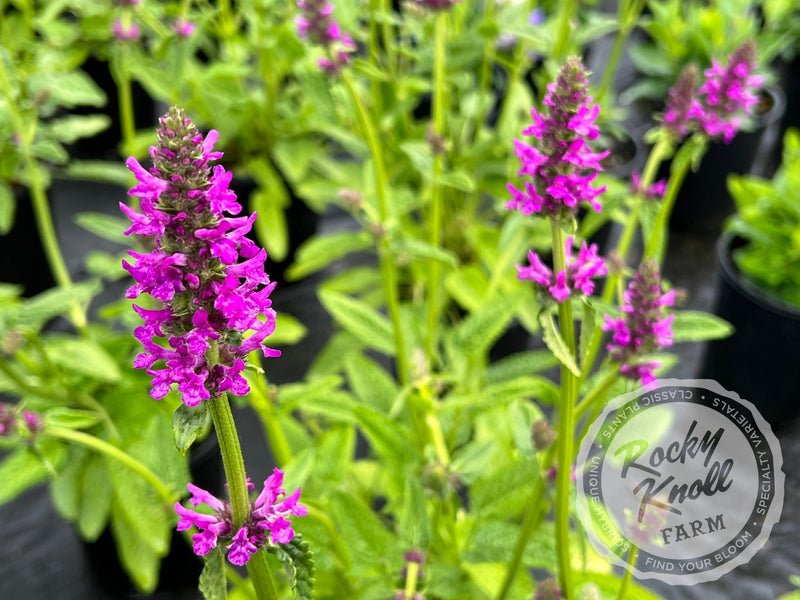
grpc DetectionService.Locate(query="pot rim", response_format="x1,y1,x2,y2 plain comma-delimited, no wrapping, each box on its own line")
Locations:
716,229,800,320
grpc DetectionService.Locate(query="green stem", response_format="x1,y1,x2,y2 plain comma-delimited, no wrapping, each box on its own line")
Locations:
551,0,578,65
495,444,557,600
209,393,279,600
425,12,447,361
616,546,638,600
403,561,420,600
45,426,177,504
551,221,577,599
341,71,409,383
642,153,692,264
595,0,646,104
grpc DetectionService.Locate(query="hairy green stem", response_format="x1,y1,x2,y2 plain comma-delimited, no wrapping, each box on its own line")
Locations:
45,426,177,504
425,12,448,362
341,71,409,383
595,0,646,104
642,152,692,264
551,221,577,599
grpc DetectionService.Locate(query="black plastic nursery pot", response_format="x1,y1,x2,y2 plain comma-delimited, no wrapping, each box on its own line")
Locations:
698,231,800,428
667,85,786,233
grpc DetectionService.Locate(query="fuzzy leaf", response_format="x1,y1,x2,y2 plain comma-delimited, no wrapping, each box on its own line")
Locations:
44,335,122,382
48,114,110,143
173,402,212,456
45,408,101,430
267,533,316,600
450,290,523,358
74,211,130,244
318,290,395,355
0,447,52,507
78,453,112,541
539,308,581,377
199,547,227,600
287,231,372,280
343,352,399,414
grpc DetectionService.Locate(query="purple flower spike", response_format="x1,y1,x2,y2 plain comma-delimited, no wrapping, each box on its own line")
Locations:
517,237,607,303
174,468,306,566
662,64,699,139
121,107,280,406
691,40,763,144
296,0,355,73
602,259,674,386
507,57,609,219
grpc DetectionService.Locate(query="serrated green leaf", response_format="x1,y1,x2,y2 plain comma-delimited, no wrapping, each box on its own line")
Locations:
268,533,316,600
399,477,431,549
0,281,100,333
485,350,559,384
198,547,227,600
450,291,523,358
353,405,414,464
173,402,212,456
287,231,372,280
109,499,164,594
43,334,122,382
343,352,399,413
539,308,581,376
328,490,393,572
671,310,734,342
318,290,395,355
78,453,112,541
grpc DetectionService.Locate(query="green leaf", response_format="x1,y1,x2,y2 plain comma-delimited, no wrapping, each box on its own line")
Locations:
435,170,477,192
287,231,372,281
45,408,101,430
198,547,227,600
399,477,431,549
48,114,110,143
78,453,112,541
539,308,581,377
390,237,459,268
251,187,289,262
343,352,399,414
0,447,52,507
271,313,308,346
485,350,559,384
63,160,131,186
671,310,734,342
352,58,389,81
73,211,130,244
172,402,212,456
352,405,414,464
450,291,523,358
0,281,100,332
30,70,106,108
328,491,393,574
318,290,395,355
267,534,316,600
109,500,164,594
0,182,15,234
579,298,599,371
51,446,88,520
470,457,539,519
43,334,122,382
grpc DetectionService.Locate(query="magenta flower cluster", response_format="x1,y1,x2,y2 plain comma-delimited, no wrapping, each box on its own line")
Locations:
663,40,763,144
507,57,609,219
112,19,140,41
175,468,307,566
296,0,355,73
602,260,675,386
517,237,607,303
121,106,280,407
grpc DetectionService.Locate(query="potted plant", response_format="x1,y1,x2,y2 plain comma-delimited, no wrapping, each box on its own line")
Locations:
699,126,800,426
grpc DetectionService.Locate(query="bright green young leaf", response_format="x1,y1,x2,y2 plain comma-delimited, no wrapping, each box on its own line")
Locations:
343,352,399,414
450,291,523,358
48,114,110,143
50,446,88,521
485,350,559,384
73,211,130,244
0,447,53,507
251,187,289,262
64,160,132,187
671,310,734,342
109,499,165,594
45,408,101,430
271,313,308,346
